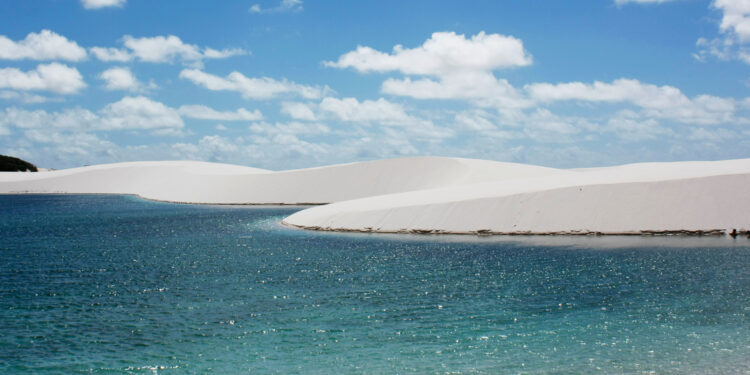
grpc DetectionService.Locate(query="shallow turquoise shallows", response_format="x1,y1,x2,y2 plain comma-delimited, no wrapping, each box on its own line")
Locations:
1,195,749,374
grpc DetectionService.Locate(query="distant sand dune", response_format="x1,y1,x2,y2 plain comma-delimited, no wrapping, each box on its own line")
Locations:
0,157,559,204
2,157,749,235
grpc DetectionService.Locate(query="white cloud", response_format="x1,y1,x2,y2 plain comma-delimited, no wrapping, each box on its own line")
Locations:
452,107,597,143
454,109,499,132
0,30,87,61
714,0,750,42
249,121,330,136
687,126,735,142
0,90,51,104
318,97,454,139
526,78,738,125
23,131,117,166
518,109,583,142
250,0,303,14
694,37,737,61
0,63,86,94
100,96,184,132
202,48,246,59
1,107,98,130
327,32,532,110
178,105,263,121
123,35,200,63
179,68,328,100
91,35,247,66
99,67,156,92
0,97,278,138
248,121,331,159
281,102,317,121
695,1,750,64
606,111,673,141
81,0,126,9
325,31,532,76
1,96,184,135
90,47,132,62
123,35,246,65
318,97,413,124
171,135,242,162
383,71,531,109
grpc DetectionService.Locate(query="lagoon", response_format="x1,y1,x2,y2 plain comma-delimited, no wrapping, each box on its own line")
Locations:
1,195,749,374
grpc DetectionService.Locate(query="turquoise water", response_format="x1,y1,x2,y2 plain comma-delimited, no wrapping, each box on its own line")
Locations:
1,195,749,374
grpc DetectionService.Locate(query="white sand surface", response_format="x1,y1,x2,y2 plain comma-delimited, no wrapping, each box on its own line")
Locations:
283,159,750,235
0,157,560,204
4,157,748,235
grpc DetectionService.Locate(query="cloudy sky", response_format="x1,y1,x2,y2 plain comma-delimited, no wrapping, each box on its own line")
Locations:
0,0,749,169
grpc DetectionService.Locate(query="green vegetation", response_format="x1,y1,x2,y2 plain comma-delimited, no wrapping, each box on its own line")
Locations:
0,154,38,172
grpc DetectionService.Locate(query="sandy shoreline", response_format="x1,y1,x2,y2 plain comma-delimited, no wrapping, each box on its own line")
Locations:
3,157,750,236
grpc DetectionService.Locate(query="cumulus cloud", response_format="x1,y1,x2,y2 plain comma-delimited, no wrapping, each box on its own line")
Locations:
281,102,316,121
326,31,531,76
178,105,263,121
0,63,86,94
318,97,414,124
248,121,331,160
687,126,735,142
327,32,746,131
250,0,303,14
0,90,51,104
454,109,501,132
249,121,329,136
327,32,532,110
714,0,750,42
695,0,750,64
90,35,246,66
0,96,184,134
318,97,453,139
383,71,531,109
0,107,98,130
81,0,126,9
0,96,272,138
179,68,329,100
98,67,156,92
89,47,132,62
0,30,87,61
526,78,738,125
99,96,184,132
606,111,673,141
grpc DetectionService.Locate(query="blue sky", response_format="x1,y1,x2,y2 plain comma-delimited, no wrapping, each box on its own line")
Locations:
1,0,749,169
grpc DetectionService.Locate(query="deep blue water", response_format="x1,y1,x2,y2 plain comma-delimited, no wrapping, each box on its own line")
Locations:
1,195,749,374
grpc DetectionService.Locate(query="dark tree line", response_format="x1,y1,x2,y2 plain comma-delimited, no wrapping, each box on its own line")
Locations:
0,155,38,172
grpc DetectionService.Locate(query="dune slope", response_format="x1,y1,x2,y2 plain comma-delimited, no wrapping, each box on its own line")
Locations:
4,157,748,234
283,159,750,235
0,157,560,204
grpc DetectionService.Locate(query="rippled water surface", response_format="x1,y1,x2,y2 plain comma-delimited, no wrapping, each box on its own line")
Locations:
1,194,750,374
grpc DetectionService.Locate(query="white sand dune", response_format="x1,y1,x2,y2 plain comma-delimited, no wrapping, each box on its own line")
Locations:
3,157,748,235
283,159,750,235
0,157,560,204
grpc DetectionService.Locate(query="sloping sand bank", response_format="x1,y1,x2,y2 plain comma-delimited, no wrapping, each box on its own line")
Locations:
283,159,750,235
0,157,559,204
3,157,748,235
